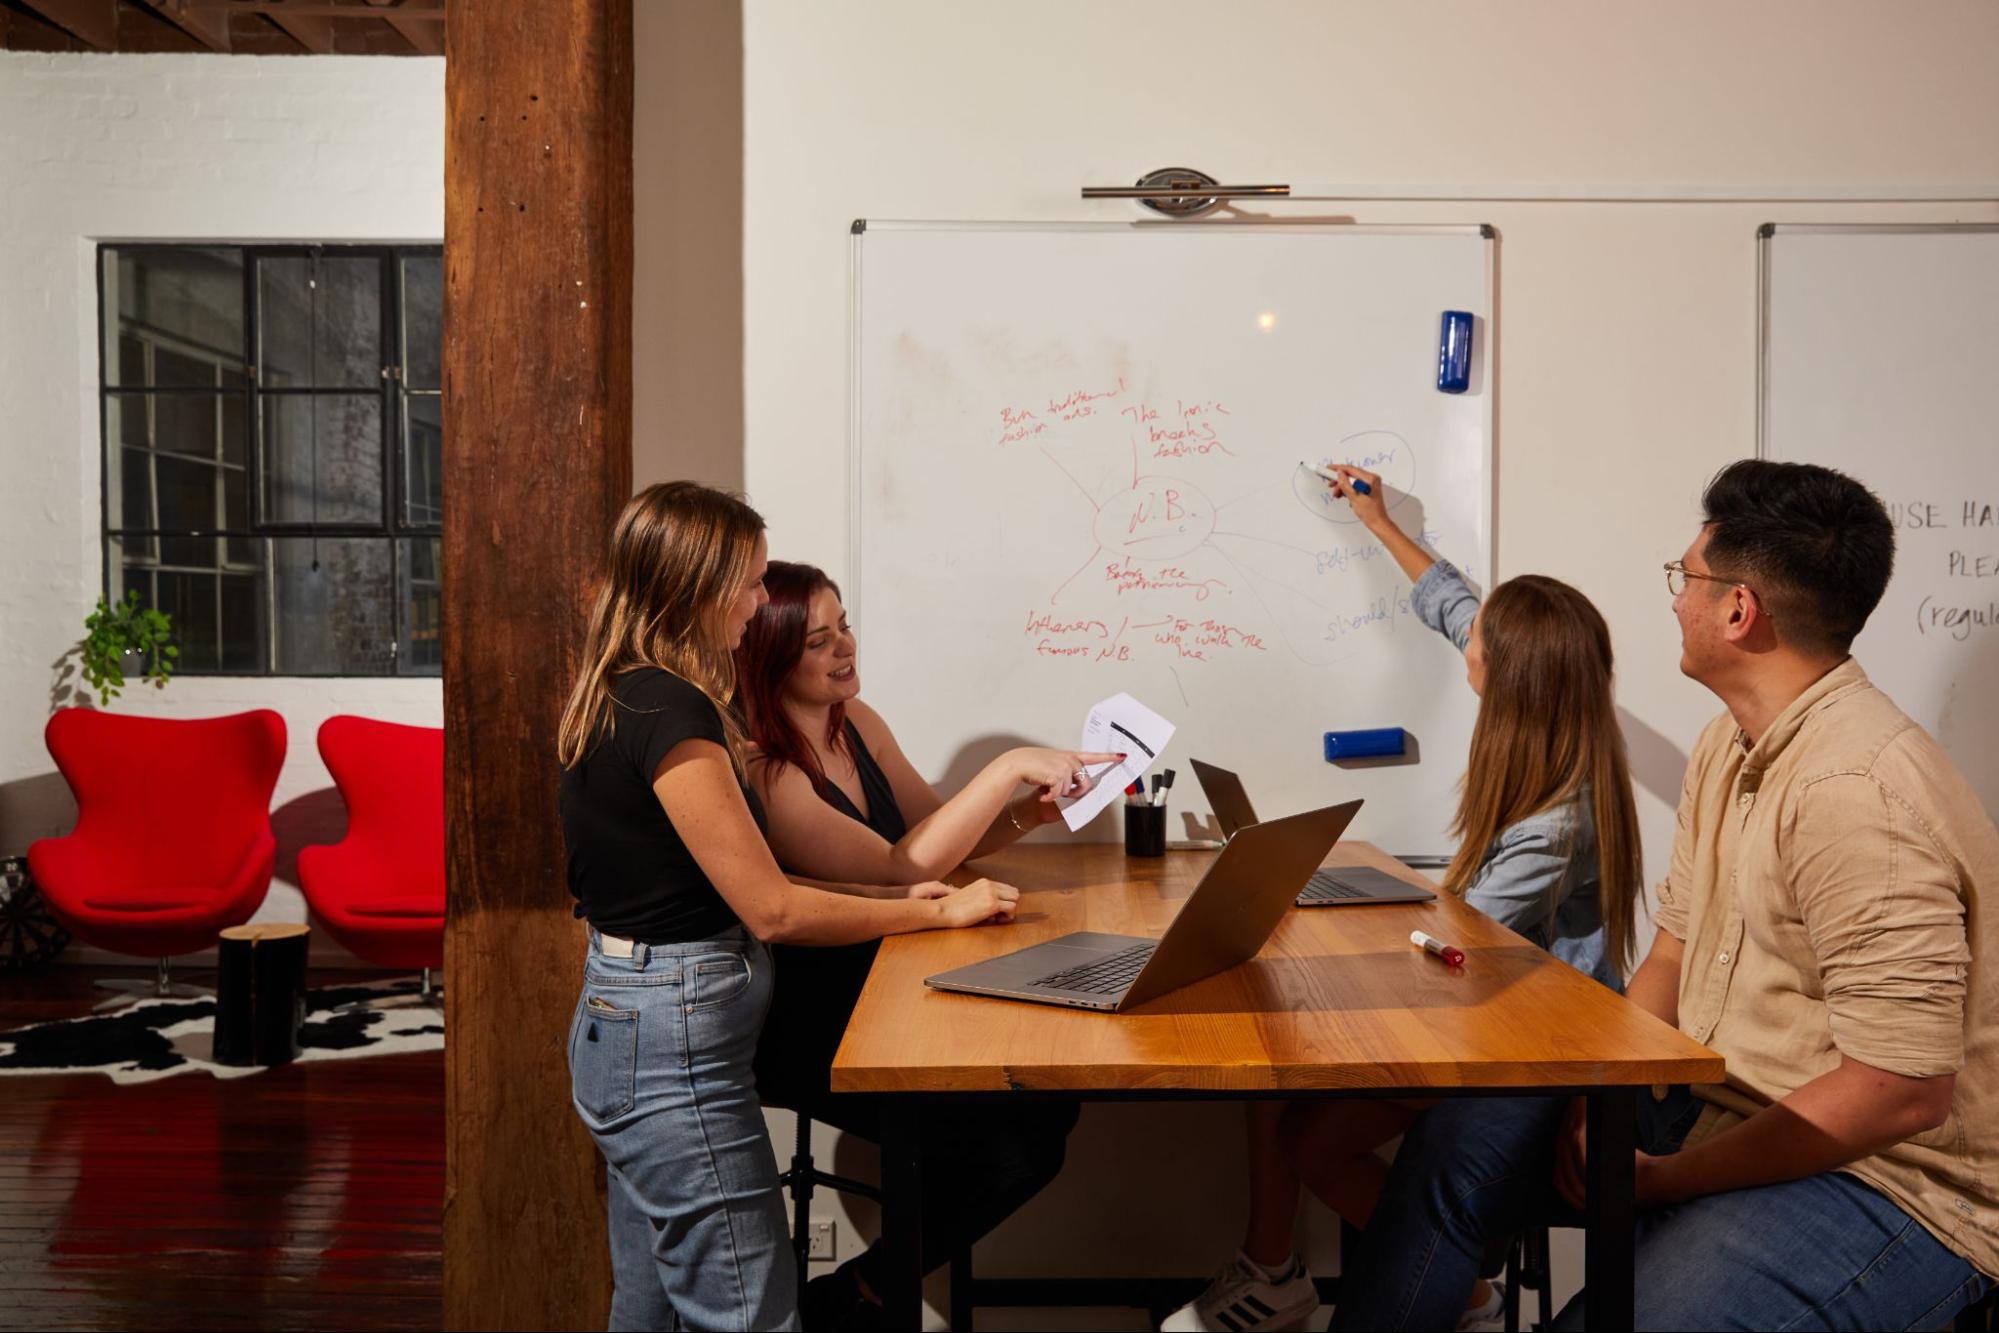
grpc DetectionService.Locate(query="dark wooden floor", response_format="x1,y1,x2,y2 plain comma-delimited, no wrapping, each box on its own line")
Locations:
0,967,442,1331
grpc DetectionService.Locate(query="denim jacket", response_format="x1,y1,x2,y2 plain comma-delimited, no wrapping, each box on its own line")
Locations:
1410,560,1617,989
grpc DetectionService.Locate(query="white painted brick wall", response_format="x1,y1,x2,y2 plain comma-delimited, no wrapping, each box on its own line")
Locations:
0,53,445,964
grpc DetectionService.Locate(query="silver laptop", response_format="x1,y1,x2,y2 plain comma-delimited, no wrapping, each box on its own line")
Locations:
924,801,1361,1013
1189,758,1436,908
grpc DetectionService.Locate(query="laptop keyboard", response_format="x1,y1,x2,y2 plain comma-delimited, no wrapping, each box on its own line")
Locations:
1034,942,1157,995
1298,870,1369,902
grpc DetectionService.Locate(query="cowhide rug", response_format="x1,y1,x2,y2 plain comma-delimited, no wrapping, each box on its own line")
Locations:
0,979,443,1084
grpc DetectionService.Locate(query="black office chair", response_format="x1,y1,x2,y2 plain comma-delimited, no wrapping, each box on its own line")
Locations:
776,1111,980,1325
776,1111,880,1288
1502,1223,1555,1332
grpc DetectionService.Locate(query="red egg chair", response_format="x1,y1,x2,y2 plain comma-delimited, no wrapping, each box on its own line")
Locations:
297,716,444,992
29,708,286,1002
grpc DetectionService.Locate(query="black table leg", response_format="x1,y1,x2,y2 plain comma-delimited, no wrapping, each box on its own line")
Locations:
1584,1087,1638,1332
881,1098,926,1329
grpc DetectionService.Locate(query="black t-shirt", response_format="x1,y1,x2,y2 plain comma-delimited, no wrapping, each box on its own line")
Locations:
559,667,767,943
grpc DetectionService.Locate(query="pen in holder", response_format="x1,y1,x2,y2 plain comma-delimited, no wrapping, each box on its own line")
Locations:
1124,801,1167,857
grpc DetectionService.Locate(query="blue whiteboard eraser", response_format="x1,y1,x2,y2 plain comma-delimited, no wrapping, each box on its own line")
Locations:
1437,311,1472,394
1325,728,1408,761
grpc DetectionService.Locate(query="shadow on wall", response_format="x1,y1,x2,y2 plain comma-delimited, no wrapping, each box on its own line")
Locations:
271,788,348,888
0,772,78,858
1616,706,1692,808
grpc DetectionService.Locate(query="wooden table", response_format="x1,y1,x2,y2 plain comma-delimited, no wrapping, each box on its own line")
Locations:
831,841,1723,1330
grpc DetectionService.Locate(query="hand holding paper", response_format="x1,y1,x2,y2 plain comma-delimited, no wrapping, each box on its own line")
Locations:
1057,692,1176,832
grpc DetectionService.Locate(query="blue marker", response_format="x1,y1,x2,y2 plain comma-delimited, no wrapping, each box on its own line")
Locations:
1299,461,1371,496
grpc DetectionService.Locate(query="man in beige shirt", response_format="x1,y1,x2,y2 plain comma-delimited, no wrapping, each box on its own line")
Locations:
1552,459,1996,1328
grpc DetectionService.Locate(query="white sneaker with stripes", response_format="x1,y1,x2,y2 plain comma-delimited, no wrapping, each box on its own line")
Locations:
1160,1252,1319,1332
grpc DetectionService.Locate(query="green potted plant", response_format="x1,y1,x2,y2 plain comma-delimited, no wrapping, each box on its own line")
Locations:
80,590,177,705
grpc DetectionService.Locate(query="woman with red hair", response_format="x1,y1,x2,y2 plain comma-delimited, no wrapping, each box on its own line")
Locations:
734,559,1114,1328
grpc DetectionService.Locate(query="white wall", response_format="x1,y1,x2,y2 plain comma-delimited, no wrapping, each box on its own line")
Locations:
0,53,446,964
633,2,1999,1324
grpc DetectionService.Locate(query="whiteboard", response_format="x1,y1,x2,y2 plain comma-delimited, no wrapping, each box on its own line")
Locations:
850,222,1494,854
1760,224,1999,818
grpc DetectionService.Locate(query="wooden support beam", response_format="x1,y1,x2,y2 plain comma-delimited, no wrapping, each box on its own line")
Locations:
442,0,632,1328
14,0,117,48
141,0,231,50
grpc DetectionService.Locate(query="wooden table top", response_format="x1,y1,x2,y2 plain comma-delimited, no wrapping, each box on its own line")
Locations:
831,841,1723,1094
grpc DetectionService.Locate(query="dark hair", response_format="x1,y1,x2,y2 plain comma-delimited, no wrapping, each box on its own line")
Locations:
1699,459,1894,656
732,561,847,799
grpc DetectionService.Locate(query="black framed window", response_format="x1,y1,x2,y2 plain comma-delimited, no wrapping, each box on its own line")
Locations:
99,244,443,676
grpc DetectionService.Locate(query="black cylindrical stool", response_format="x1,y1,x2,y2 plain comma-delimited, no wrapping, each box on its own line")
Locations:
213,922,311,1066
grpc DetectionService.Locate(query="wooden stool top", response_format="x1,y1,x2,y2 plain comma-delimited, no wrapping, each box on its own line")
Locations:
219,923,312,943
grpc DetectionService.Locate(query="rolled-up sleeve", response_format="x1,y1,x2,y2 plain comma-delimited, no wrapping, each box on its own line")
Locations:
1410,560,1480,653
1789,772,1971,1078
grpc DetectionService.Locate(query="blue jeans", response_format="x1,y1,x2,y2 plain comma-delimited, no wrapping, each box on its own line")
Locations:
1332,1087,1990,1332
567,927,798,1332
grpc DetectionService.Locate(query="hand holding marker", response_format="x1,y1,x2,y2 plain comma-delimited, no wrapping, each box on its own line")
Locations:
1299,460,1371,495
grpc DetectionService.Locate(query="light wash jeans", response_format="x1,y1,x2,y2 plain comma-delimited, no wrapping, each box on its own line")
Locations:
1333,1086,1990,1332
567,926,798,1332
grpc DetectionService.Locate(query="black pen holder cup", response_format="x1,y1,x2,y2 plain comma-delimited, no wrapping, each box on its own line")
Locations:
1124,802,1167,857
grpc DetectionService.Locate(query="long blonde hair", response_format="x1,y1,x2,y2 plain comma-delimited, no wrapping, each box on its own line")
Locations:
1442,575,1642,976
556,481,766,772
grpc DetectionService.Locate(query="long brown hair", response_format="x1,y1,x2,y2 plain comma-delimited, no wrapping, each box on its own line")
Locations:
1443,575,1642,976
556,481,766,771
733,561,850,799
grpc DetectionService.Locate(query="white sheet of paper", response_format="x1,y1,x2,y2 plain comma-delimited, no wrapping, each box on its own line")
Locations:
1056,691,1176,832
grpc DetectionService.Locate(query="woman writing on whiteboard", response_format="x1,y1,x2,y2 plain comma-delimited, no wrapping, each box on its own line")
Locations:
556,485,1025,1332
1164,463,1643,1333
734,559,1117,1329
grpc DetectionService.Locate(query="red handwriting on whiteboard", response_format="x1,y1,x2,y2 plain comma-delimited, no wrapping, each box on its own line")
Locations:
1023,612,1111,639
1047,376,1127,422
997,406,1047,446
1133,613,1268,660
1126,488,1189,534
1104,558,1228,601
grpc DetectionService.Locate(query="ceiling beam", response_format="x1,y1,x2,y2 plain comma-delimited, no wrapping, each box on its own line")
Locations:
13,0,118,48
259,4,334,51
139,0,231,50
367,0,439,55
182,0,441,15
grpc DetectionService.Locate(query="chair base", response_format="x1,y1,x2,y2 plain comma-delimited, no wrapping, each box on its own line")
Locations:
92,958,212,1011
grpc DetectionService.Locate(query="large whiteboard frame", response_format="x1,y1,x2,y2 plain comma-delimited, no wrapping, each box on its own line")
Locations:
848,220,1497,850
1756,221,1999,818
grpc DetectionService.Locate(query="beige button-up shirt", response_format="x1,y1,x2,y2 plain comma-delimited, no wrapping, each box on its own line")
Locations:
1656,658,1998,1277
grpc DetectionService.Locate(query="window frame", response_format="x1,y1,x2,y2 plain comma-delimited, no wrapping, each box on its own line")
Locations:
97,241,444,678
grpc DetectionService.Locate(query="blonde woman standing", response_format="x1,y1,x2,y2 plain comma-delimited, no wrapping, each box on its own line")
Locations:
1165,463,1643,1333
556,482,1018,1331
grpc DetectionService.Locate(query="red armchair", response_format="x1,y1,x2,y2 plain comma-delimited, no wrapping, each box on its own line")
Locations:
297,716,444,985
29,708,286,999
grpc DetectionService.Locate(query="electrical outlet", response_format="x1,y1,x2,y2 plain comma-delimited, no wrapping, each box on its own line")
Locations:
808,1219,836,1260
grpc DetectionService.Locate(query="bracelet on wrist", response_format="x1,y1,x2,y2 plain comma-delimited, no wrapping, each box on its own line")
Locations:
1006,799,1030,834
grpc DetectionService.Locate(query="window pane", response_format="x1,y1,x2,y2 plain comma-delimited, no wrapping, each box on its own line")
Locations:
260,393,383,526
402,255,442,390
155,392,240,460
108,535,265,676
155,453,220,532
102,247,246,389
259,255,382,389
117,448,152,530
398,537,443,675
271,537,395,675
404,392,442,527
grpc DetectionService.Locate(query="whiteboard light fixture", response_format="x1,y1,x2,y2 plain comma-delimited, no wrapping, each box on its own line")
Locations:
1082,167,1291,218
